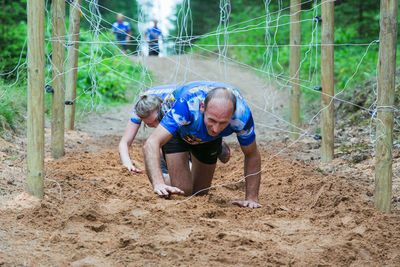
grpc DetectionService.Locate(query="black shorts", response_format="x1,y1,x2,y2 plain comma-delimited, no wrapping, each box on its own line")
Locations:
149,49,159,56
162,133,222,165
122,44,130,51
149,45,160,56
116,40,129,52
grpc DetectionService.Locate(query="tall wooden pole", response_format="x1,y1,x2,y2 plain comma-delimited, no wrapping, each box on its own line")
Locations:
289,0,301,140
375,0,398,213
27,0,45,198
65,0,81,130
320,0,334,162
51,0,66,158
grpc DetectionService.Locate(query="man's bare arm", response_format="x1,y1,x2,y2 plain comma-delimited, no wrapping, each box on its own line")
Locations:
126,30,132,42
143,125,184,196
233,139,262,208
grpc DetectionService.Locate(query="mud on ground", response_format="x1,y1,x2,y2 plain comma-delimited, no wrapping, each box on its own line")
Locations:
1,131,400,266
1,54,400,265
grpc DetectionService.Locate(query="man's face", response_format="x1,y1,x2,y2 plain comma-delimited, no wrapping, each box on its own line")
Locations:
117,14,124,23
142,110,159,128
201,99,234,136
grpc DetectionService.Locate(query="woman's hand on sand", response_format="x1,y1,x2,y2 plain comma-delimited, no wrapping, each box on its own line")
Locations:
124,163,142,173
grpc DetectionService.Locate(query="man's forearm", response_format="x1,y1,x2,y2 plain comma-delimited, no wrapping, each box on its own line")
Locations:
244,150,261,201
143,140,164,186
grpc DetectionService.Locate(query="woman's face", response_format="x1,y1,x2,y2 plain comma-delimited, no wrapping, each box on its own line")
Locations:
142,110,159,128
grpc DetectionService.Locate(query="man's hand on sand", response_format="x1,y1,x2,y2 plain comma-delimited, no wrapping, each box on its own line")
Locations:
153,183,184,196
232,200,262,209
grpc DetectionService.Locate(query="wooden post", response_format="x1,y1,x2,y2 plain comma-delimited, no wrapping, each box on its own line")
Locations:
375,0,398,213
51,0,66,158
320,0,334,162
289,0,301,140
27,0,45,198
65,0,81,130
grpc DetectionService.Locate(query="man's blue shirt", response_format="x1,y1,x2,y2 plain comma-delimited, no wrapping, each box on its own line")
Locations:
146,27,163,43
112,21,131,43
160,81,256,146
130,85,178,124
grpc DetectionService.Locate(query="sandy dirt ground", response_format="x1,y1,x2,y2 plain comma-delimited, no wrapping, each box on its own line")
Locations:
1,54,400,266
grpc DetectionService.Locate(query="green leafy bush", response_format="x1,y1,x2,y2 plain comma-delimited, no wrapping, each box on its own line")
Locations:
0,0,27,79
0,79,26,135
75,31,148,109
190,1,399,121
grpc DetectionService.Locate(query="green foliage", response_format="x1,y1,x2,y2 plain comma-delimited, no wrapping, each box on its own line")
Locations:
175,0,220,40
74,31,148,110
186,0,400,121
80,0,138,36
0,79,26,135
334,0,381,41
72,1,143,109
0,0,149,136
0,0,27,78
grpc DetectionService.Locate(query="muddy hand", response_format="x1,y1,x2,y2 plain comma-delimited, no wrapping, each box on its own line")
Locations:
153,183,184,196
131,167,142,173
232,200,262,209
124,163,142,173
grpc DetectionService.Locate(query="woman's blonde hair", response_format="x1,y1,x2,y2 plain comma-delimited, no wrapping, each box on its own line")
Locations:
135,94,162,119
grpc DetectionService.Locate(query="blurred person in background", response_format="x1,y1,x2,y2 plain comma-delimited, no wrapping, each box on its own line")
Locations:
112,13,132,54
145,20,163,56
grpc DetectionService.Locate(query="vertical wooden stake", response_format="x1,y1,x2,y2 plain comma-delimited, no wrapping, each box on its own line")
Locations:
65,0,81,130
320,0,334,163
51,0,66,158
375,0,398,213
289,0,301,140
27,0,45,198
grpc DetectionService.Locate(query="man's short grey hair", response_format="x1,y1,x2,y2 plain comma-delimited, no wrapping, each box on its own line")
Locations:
135,94,162,119
204,87,236,113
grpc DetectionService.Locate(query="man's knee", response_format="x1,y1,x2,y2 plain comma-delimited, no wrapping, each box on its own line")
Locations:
169,176,192,196
165,152,192,194
182,186,193,196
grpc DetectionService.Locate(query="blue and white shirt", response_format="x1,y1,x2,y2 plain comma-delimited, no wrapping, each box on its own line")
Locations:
160,81,255,146
112,21,131,43
130,85,178,124
146,27,163,45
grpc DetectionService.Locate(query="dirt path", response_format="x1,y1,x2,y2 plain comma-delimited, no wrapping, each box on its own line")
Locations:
1,55,400,266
